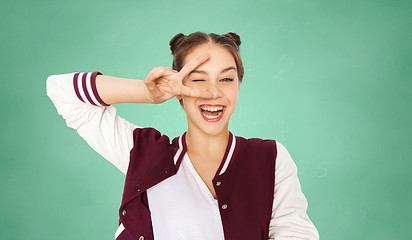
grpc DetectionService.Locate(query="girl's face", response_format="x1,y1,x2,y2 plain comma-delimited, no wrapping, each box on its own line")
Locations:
180,43,240,136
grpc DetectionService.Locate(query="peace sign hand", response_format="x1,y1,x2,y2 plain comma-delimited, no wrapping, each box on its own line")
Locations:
144,54,213,104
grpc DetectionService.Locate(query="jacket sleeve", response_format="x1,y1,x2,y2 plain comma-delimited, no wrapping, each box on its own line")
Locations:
268,142,319,240
46,72,139,174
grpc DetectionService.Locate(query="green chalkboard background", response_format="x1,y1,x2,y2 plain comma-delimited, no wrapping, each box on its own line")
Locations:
1,0,411,239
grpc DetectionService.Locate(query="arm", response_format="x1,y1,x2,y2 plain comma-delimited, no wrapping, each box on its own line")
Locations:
46,54,213,173
95,75,153,104
268,142,319,240
46,72,140,174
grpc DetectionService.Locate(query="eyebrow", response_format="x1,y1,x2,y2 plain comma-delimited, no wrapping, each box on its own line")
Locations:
189,66,236,76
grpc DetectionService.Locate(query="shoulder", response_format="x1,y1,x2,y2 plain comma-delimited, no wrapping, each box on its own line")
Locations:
129,128,181,168
132,127,179,147
131,127,183,153
232,135,278,169
235,135,278,155
132,127,167,141
274,141,289,157
234,135,294,164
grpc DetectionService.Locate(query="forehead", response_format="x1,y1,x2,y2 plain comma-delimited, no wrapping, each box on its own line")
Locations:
183,43,236,72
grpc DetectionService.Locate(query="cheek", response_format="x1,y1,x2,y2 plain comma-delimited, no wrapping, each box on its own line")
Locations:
181,96,197,110
226,88,239,104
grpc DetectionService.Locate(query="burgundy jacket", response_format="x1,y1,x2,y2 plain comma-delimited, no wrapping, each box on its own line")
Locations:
116,127,277,240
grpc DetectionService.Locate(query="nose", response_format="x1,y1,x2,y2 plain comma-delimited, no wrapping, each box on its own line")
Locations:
208,83,223,99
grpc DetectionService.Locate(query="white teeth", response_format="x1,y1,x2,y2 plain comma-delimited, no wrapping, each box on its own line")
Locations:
200,106,224,112
200,105,224,119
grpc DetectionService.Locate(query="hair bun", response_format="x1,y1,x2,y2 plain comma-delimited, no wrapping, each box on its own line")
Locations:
170,33,186,55
224,32,241,47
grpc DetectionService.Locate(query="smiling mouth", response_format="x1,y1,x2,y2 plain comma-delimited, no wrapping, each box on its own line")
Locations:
199,105,225,121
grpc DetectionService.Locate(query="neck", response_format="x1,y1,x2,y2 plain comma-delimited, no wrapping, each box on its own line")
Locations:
185,128,230,161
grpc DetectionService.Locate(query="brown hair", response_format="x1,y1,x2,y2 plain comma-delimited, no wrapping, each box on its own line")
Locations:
170,32,244,82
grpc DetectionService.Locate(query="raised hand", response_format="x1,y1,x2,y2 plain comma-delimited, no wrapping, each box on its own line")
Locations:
144,53,214,104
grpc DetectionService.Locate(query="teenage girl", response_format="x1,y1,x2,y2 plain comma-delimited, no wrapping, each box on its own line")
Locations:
47,32,319,240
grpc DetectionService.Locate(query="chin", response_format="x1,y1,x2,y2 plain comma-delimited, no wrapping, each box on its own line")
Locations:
196,118,231,136
202,126,228,136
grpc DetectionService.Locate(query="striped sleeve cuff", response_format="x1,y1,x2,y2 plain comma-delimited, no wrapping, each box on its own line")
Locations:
73,72,110,106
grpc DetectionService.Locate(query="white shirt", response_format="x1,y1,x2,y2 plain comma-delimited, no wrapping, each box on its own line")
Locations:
148,153,225,240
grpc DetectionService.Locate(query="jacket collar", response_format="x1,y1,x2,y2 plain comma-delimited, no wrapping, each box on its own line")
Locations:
175,131,236,176
122,131,237,208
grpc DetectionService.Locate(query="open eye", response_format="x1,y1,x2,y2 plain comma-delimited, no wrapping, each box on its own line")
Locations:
221,78,233,82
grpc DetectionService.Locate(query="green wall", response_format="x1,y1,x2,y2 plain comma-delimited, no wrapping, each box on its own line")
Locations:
1,0,411,239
